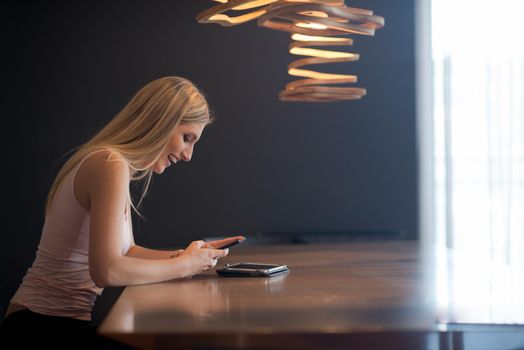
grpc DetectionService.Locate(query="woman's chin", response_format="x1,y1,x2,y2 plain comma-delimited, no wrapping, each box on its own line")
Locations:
153,165,166,175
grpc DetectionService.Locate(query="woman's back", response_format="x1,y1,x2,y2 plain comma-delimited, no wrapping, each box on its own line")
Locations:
9,148,132,321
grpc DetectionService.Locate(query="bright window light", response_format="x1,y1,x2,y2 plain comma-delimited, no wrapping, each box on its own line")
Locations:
432,0,524,264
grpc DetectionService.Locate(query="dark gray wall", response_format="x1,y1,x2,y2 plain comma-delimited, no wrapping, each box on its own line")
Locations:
1,0,417,318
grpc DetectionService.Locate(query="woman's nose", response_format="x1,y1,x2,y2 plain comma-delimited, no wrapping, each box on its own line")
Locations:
181,146,193,161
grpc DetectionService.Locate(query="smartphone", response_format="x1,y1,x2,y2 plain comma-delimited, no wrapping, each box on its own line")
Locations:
216,239,244,249
216,262,289,277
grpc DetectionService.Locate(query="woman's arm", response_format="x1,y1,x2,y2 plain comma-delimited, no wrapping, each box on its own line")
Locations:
125,235,246,260
86,151,226,287
91,242,224,288
125,245,183,259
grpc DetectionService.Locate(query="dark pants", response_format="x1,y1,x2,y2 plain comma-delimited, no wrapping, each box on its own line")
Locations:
0,309,133,349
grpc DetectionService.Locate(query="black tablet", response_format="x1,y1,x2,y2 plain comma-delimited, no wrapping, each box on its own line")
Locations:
216,262,289,277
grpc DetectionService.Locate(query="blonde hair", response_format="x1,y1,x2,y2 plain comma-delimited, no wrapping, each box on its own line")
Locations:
45,76,213,218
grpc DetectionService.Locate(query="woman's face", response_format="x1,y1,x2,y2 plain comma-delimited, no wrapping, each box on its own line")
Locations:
151,122,206,175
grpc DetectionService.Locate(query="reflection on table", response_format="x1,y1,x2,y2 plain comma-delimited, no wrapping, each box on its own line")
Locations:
99,242,524,350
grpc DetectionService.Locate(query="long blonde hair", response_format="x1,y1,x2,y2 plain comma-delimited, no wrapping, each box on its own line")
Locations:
45,76,213,218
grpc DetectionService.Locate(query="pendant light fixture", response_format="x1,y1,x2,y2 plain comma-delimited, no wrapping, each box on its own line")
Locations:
197,0,384,102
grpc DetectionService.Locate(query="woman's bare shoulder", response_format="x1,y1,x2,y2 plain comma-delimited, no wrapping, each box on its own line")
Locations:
88,149,130,183
75,149,130,210
84,148,129,172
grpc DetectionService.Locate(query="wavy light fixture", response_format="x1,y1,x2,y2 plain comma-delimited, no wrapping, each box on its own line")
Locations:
197,0,384,102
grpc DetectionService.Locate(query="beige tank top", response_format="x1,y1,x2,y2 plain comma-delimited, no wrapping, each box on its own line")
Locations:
9,149,132,321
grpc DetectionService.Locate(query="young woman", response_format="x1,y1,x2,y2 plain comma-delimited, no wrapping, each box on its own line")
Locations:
0,76,244,347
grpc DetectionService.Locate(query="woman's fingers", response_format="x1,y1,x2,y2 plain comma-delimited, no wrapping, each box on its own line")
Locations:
201,251,224,272
204,259,217,271
210,248,229,259
194,240,206,248
182,239,231,273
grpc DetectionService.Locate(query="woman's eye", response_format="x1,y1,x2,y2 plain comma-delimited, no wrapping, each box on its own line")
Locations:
183,135,190,143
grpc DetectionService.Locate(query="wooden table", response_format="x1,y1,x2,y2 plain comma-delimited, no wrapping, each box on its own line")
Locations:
98,241,524,349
